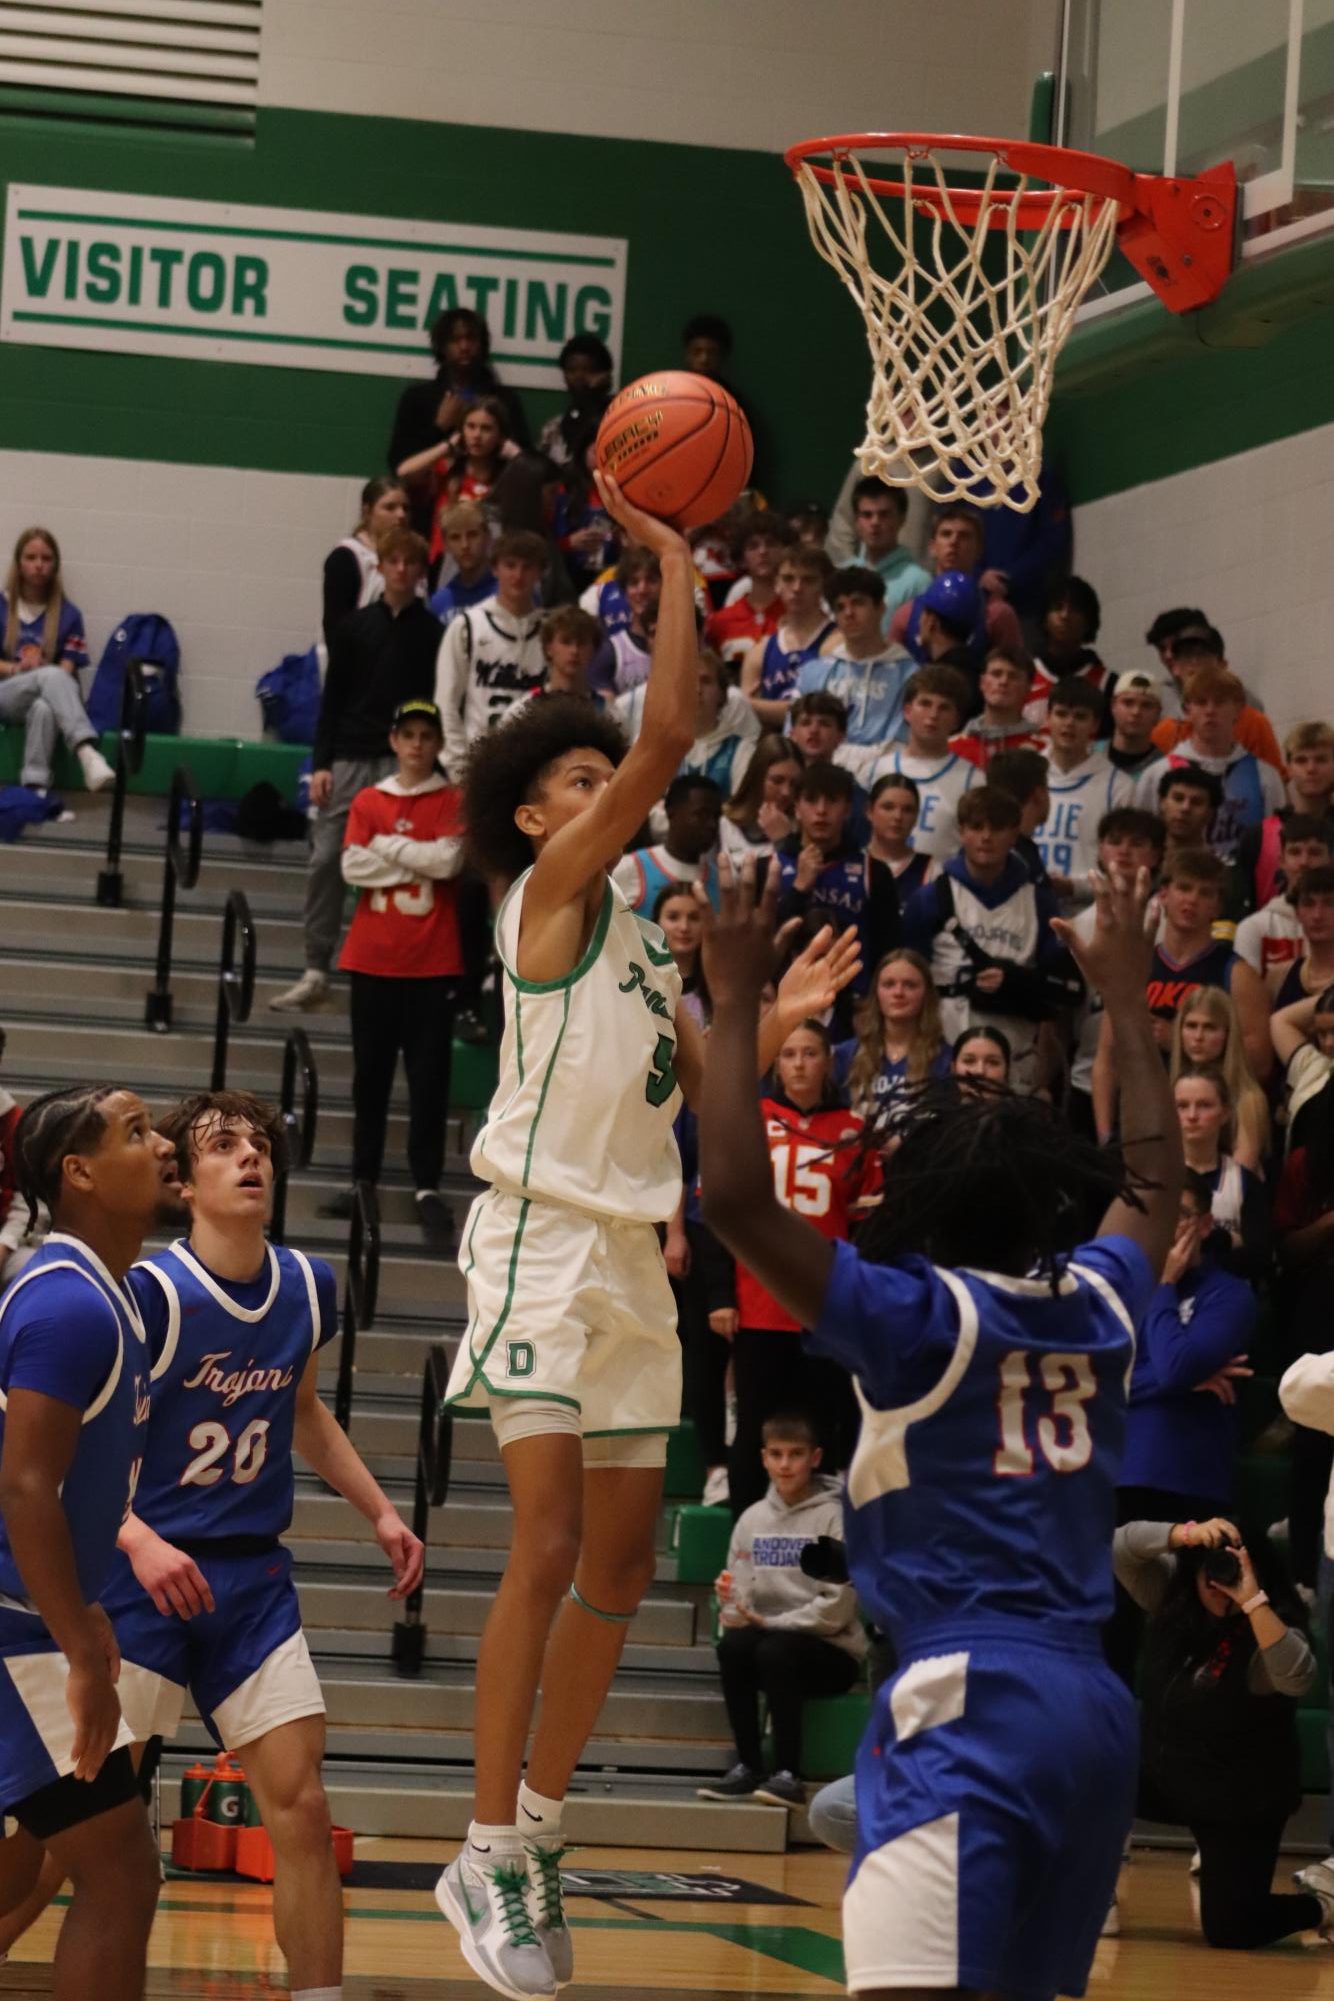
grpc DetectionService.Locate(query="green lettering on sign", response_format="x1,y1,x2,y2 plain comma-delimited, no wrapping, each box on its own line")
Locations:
19,236,57,299
343,264,378,326
424,270,458,321
232,256,268,317
385,266,420,330
85,241,120,304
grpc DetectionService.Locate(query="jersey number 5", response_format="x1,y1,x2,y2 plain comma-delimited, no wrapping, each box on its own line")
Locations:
181,1418,272,1488
644,1032,677,1107
994,1350,1096,1477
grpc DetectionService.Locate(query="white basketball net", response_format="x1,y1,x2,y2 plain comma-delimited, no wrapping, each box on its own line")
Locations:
794,147,1122,513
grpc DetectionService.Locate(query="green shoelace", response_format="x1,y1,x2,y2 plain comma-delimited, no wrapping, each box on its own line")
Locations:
528,1843,569,1931
491,1862,540,1945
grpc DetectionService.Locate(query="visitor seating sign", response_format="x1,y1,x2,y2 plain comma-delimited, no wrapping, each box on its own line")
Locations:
1,185,628,390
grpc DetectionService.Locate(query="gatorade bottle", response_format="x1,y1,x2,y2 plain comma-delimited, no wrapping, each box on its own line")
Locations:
179,1761,212,1820
206,1753,248,1828
243,1785,264,1830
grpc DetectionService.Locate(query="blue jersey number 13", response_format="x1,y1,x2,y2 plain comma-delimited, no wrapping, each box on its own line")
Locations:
993,1350,1097,1478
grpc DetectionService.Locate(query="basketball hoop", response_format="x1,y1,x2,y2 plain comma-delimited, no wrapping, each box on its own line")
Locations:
784,133,1236,513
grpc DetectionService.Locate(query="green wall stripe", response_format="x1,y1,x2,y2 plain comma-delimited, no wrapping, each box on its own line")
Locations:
10,307,546,366
17,206,614,264
0,104,869,498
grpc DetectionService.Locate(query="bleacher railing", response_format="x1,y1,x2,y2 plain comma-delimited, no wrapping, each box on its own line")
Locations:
95,660,147,910
270,1028,318,1247
144,766,203,1033
210,889,256,1089
392,1346,453,1678
333,1180,380,1435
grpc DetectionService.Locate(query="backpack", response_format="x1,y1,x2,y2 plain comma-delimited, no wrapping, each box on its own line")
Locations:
86,614,182,735
256,647,322,746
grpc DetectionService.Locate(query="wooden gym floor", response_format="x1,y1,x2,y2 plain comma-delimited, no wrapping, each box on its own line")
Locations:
0,1837,1328,1996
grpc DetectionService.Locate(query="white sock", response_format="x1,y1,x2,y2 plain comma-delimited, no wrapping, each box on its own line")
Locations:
292,1989,342,2001
517,1782,564,1841
467,1818,521,1860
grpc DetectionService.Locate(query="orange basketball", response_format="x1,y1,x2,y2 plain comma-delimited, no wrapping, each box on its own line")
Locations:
594,370,753,531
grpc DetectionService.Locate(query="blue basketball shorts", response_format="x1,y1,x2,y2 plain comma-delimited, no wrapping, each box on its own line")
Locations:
844,1623,1137,2001
0,1609,136,1812
104,1543,324,1752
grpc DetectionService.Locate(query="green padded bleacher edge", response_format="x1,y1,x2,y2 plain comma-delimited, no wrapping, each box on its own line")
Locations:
664,1420,705,1500
668,1503,731,1584
798,1690,872,1780
450,1043,498,1114
0,730,309,802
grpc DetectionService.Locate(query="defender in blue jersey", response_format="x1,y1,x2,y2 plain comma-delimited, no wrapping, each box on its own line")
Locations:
41,1089,422,2001
0,1086,176,2001
697,861,1182,2001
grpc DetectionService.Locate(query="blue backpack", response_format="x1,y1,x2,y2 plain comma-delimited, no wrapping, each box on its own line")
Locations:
87,614,182,735
256,648,321,746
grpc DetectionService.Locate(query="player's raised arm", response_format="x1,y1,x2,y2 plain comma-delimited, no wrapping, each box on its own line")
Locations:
525,472,697,912
1052,867,1183,1268
696,866,837,1332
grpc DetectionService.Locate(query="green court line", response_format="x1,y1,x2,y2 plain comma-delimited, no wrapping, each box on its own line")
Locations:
111,1895,845,1982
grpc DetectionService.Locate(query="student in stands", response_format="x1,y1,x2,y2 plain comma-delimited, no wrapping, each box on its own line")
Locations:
1170,987,1271,1172
273,528,442,1014
868,665,978,860
1273,863,1334,1014
952,1023,1012,1089
801,566,912,747
1033,677,1134,906
1064,808,1166,1139
901,784,1081,1095
846,478,930,620
1166,665,1286,863
739,546,834,730
1157,764,1224,872
719,735,804,867
724,1026,878,1514
1150,630,1284,770
700,1413,865,1812
322,477,409,643
334,699,464,1249
1028,575,1105,716
0,527,111,797
1270,986,1334,1141
613,773,723,915
1234,817,1332,995
702,512,788,671
387,306,529,533
1235,720,1334,914
436,531,547,778
833,948,949,1119
601,548,661,692
1106,673,1169,801
775,765,891,1002
426,502,496,631
951,649,1045,767
398,396,521,568
616,650,758,794
1174,1068,1271,1281
533,332,613,471
887,503,1025,662
864,773,937,910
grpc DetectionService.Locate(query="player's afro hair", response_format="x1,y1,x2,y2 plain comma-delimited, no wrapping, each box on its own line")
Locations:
463,695,628,886
857,1077,1148,1282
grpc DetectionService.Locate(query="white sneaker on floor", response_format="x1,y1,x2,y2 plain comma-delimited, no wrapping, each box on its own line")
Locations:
702,1467,729,1507
525,1840,573,1988
269,970,331,1012
77,742,115,792
1294,1858,1334,1939
1188,1846,1201,1875
1100,1895,1120,1938
435,1847,556,1999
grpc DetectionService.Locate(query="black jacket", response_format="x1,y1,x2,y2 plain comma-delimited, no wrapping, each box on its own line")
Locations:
312,599,443,770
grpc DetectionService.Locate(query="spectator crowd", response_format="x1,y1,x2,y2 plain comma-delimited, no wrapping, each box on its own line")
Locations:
6,303,1334,1933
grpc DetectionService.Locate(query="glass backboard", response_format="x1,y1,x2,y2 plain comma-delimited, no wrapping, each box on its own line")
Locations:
1057,0,1334,319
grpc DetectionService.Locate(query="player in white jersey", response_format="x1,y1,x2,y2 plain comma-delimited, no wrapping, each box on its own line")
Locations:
437,471,860,2001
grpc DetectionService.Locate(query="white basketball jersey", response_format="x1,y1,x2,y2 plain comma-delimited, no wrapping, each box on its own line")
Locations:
471,870,684,1223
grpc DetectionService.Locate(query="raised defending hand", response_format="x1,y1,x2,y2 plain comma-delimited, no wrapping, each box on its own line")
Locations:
697,854,785,1010
1050,865,1152,1002
774,921,863,1033
592,469,691,565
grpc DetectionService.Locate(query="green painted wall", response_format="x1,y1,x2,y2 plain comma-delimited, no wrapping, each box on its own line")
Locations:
1048,231,1334,505
0,105,869,500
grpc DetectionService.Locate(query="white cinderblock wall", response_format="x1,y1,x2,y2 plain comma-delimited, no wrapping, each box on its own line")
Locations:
1074,420,1334,744
0,450,364,739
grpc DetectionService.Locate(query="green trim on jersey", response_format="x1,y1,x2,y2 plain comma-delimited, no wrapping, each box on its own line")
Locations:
634,916,677,970
497,868,615,995
581,1425,674,1437
521,985,572,1189
447,1194,532,1402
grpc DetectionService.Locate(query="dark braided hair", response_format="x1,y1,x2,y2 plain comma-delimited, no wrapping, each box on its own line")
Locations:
13,1084,120,1228
856,1077,1149,1281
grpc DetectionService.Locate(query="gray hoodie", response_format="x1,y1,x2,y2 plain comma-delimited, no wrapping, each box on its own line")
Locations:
724,1477,866,1660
